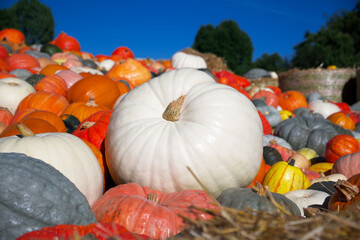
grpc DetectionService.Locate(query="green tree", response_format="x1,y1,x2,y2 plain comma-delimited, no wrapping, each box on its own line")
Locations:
253,53,288,72
0,0,54,45
193,20,254,75
292,1,360,68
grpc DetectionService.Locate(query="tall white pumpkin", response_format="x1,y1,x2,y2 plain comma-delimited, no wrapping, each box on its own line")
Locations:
0,130,103,206
171,52,207,69
105,68,263,197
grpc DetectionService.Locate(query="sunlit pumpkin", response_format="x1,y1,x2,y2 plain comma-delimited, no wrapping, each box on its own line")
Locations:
61,98,109,122
67,75,120,109
0,118,58,137
5,53,40,72
16,92,69,116
278,90,307,112
39,64,69,76
50,32,81,52
19,110,67,133
252,90,279,108
327,111,355,130
106,58,151,87
34,75,68,97
111,46,134,59
325,134,359,163
0,107,13,126
0,28,25,45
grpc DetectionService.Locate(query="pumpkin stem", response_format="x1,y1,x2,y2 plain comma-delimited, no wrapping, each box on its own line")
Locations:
86,98,98,107
269,139,278,145
162,95,186,122
81,121,96,130
147,193,159,203
8,82,19,86
16,123,35,137
334,179,359,202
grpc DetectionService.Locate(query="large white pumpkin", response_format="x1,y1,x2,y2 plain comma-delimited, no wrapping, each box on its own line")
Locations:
0,77,35,114
105,68,263,197
0,129,103,206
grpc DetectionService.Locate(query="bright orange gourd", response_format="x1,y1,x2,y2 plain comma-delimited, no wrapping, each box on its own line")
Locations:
67,75,120,109
106,58,151,87
19,110,67,133
111,46,134,59
0,107,13,126
50,32,81,52
39,64,69,76
61,98,108,122
34,75,68,97
0,28,25,45
278,90,307,112
327,111,355,130
0,118,58,137
325,134,359,163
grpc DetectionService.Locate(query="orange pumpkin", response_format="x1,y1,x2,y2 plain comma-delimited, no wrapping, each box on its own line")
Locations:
325,134,359,163
115,79,135,96
16,92,69,116
252,90,279,108
0,58,10,72
0,118,58,137
67,75,120,109
61,98,109,122
111,46,134,59
5,53,40,72
10,108,37,124
328,174,360,211
39,64,69,76
34,75,68,96
278,90,307,112
327,111,355,130
0,28,25,45
19,110,67,133
0,107,13,126
106,58,151,87
50,32,81,52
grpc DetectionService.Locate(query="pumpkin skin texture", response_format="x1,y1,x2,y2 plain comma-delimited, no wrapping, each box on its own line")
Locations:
0,118,58,137
92,182,219,239
332,152,360,178
274,116,342,156
327,111,355,131
61,99,109,123
278,90,307,112
325,134,359,163
216,187,301,216
0,152,96,240
106,68,263,198
0,129,103,206
256,105,281,128
262,161,310,194
17,223,149,240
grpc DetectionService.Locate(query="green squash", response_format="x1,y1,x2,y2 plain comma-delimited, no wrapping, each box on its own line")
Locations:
252,98,267,108
292,107,324,120
0,152,96,240
263,146,283,166
60,114,80,133
40,43,63,56
274,116,340,155
257,105,281,128
25,74,45,86
81,59,98,69
216,187,301,216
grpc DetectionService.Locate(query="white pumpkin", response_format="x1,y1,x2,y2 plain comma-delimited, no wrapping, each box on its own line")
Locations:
310,173,347,185
0,127,103,206
106,68,263,197
98,59,115,72
308,99,340,119
284,189,330,217
0,77,35,114
171,51,207,69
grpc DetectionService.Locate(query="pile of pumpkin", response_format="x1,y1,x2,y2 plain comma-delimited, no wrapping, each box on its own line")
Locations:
0,28,360,240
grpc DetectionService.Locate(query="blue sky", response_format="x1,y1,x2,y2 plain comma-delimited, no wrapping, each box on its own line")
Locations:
1,0,358,61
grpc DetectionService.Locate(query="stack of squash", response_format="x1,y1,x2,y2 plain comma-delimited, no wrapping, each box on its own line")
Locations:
0,28,360,240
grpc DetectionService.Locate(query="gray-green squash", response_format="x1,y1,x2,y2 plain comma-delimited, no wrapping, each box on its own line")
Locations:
257,105,281,127
0,152,96,240
216,187,301,216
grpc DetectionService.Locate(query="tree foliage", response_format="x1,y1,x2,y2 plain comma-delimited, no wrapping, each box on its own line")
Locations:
292,1,360,68
253,53,289,72
0,0,54,45
193,20,253,75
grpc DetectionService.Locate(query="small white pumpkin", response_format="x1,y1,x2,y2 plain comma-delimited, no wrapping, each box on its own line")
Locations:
0,126,103,206
0,77,35,114
106,68,263,198
308,99,340,119
310,173,347,185
171,51,207,69
98,59,115,72
284,189,330,217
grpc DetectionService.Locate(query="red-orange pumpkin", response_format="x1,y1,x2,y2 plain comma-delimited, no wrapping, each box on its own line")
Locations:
34,75,68,97
0,28,25,45
16,92,69,116
327,111,355,130
50,32,81,52
5,53,40,71
67,75,120,109
252,90,279,108
111,46,135,59
0,58,9,72
92,182,219,239
278,90,307,112
325,134,359,163
16,222,149,240
248,157,266,187
72,110,113,150
0,107,13,126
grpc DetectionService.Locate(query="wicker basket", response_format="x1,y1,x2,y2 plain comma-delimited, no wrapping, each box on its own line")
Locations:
279,68,356,102
250,77,279,88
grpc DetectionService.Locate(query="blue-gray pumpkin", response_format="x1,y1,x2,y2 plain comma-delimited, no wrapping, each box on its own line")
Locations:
0,152,96,240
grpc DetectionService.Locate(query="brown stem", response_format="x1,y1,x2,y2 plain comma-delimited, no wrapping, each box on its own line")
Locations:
162,95,186,122
334,179,359,202
147,193,159,203
16,123,35,137
8,82,19,86
81,121,95,129
86,97,98,107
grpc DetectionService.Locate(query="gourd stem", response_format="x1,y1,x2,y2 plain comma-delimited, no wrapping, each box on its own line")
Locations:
16,123,35,137
86,97,98,107
334,179,359,202
162,95,186,122
81,121,96,129
147,193,159,203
